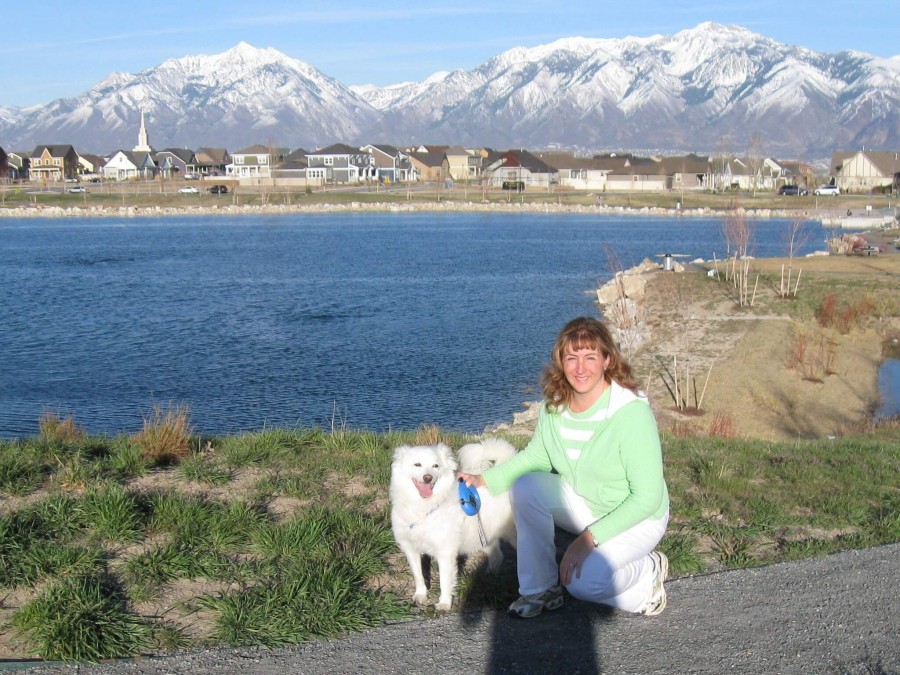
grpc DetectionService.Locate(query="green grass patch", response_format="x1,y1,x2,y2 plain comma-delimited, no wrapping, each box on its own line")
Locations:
0,451,48,495
0,424,896,660
197,565,405,648
176,453,233,485
12,573,153,661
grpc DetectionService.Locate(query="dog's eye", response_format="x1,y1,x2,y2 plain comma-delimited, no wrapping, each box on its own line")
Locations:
413,462,421,467
432,463,440,469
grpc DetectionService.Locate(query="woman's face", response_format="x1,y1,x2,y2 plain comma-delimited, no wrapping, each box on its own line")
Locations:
562,344,610,402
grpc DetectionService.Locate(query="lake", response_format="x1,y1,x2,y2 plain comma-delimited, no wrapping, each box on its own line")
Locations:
0,211,870,438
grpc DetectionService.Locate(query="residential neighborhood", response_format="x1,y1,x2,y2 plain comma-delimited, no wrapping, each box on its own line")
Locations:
1,112,899,195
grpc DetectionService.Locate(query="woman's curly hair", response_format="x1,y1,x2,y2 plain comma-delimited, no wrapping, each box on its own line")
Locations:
541,316,638,411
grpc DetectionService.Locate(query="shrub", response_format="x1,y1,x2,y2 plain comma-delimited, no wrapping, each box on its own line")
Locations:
816,293,838,328
816,293,878,333
707,413,737,439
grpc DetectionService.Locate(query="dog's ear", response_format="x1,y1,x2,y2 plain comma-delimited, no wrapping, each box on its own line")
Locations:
392,445,410,461
436,443,458,471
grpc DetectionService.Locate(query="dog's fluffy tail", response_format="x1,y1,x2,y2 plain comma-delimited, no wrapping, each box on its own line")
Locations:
457,437,517,474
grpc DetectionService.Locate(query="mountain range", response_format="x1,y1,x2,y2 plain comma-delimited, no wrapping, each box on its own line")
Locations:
1,22,898,160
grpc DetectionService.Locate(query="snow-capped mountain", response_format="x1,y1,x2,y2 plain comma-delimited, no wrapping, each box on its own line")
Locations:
1,24,898,158
357,23,900,157
0,42,379,153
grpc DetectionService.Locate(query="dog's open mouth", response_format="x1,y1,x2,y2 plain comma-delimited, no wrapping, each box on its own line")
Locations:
413,478,434,498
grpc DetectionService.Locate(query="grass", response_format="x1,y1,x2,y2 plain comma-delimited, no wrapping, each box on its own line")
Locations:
0,420,898,662
11,573,153,661
131,403,192,464
3,181,898,214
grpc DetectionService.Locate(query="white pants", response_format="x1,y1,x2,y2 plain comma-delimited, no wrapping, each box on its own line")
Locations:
510,472,668,613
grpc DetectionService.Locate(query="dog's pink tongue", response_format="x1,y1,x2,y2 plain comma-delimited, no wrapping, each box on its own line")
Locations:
414,479,434,498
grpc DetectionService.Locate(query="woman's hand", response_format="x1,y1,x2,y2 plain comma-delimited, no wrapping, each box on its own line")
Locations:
559,531,596,586
457,472,485,488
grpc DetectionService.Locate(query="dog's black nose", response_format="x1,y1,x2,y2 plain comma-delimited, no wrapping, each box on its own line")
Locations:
423,474,433,484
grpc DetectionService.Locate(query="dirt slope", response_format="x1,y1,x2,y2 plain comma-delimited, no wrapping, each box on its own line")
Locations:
633,251,899,440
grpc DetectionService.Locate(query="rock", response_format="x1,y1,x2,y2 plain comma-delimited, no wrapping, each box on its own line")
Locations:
595,258,660,305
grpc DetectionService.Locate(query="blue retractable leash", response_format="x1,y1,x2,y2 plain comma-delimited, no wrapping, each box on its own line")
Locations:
458,479,488,546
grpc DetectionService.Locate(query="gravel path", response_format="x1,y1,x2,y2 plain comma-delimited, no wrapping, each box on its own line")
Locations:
16,543,898,675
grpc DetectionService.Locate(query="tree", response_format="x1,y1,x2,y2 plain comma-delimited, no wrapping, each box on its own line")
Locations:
745,133,766,195
780,218,809,298
723,212,756,307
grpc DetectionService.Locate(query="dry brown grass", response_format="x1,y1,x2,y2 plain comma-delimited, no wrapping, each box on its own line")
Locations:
38,411,86,445
130,403,192,464
412,423,444,446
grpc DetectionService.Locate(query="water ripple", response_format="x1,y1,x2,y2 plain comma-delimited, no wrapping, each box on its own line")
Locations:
0,212,831,438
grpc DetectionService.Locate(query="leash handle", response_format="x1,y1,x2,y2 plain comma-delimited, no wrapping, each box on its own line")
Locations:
458,479,488,546
458,478,481,516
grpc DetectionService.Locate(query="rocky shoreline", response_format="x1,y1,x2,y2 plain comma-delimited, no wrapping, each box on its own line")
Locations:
491,250,900,440
0,201,824,220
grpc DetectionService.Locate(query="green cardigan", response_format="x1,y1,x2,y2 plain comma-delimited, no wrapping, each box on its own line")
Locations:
483,381,669,546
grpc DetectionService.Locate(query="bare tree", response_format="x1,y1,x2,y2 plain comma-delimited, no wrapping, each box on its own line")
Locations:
723,212,755,307
780,218,810,298
713,135,734,192
745,133,766,196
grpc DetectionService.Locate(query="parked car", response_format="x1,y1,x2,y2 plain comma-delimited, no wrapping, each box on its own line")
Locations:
66,186,88,193
178,186,200,194
814,185,840,196
778,185,808,196
208,185,229,194
183,173,200,180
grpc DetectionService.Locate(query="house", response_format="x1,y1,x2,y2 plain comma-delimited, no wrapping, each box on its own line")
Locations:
442,146,476,182
769,158,814,190
7,151,30,181
406,144,449,155
101,150,157,181
482,149,556,188
0,146,8,183
227,145,287,179
539,152,616,190
304,144,375,184
28,144,79,182
601,155,668,192
270,148,309,185
658,155,713,191
77,152,106,180
407,151,445,182
195,147,231,177
359,144,413,182
832,150,900,193
155,148,197,179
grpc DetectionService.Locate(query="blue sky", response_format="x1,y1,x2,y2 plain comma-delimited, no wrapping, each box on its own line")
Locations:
3,1,898,108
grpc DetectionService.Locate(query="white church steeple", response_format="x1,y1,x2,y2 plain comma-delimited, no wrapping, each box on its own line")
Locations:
133,108,151,152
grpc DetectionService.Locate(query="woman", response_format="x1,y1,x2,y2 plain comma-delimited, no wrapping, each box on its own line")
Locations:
459,316,669,618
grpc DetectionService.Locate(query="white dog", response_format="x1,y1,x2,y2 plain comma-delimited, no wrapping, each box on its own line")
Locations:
389,438,517,611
